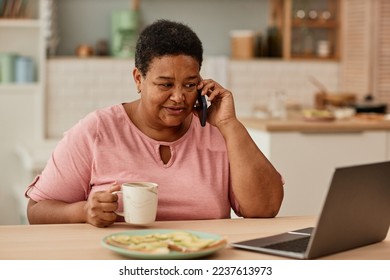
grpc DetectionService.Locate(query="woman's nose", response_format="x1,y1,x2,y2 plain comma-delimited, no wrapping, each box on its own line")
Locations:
169,87,185,102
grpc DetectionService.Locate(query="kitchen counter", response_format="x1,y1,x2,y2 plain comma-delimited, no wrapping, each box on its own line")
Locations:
240,116,390,133
240,114,390,217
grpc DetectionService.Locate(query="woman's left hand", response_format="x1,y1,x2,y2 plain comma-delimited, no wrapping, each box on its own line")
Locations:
197,79,237,128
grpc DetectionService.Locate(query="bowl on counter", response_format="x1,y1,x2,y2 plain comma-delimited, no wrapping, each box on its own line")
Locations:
315,92,357,109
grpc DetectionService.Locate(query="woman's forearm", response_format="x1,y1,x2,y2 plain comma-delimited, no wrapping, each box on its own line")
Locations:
27,199,87,224
219,119,284,217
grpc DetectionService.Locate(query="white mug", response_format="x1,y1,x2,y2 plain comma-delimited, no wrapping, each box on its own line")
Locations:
114,182,158,225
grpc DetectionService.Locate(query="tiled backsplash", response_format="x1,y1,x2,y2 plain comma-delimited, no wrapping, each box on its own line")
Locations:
229,60,340,117
46,57,339,138
46,58,137,138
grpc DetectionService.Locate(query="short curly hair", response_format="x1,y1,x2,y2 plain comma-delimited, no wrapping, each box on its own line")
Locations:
135,19,203,76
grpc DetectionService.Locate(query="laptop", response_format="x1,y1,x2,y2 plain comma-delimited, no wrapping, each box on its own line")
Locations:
231,161,390,259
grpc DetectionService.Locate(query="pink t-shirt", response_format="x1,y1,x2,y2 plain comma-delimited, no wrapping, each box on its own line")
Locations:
26,104,240,220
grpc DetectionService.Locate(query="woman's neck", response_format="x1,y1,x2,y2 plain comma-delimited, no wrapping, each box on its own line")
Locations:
123,101,192,142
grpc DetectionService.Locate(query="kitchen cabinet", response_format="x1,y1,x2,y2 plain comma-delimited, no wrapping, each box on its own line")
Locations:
0,0,46,139
0,0,44,85
0,0,47,224
387,132,390,161
271,0,341,60
243,118,390,217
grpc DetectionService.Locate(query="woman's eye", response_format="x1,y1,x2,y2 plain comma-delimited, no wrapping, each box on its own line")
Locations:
159,83,172,88
185,83,196,89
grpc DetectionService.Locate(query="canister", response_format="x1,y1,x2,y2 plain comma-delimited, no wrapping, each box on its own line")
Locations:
230,30,255,60
0,53,16,83
317,40,331,57
14,56,35,83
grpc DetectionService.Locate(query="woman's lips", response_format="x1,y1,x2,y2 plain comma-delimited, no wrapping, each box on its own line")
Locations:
164,106,186,115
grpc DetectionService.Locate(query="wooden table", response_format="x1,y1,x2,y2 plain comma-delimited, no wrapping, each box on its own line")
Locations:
0,217,389,260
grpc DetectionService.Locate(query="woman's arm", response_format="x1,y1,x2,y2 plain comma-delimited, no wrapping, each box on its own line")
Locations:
27,199,87,224
27,184,121,227
218,119,284,217
199,79,284,217
25,111,122,227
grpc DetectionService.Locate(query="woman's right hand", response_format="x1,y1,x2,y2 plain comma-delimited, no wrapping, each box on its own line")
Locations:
84,184,121,227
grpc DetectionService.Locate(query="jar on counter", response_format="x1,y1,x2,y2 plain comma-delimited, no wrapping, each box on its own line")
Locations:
317,40,331,57
76,44,94,57
230,30,255,60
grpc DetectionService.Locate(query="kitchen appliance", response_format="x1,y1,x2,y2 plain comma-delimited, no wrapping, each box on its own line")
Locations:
111,10,139,58
353,94,387,114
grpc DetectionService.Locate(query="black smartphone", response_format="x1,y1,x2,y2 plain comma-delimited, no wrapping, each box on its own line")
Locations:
197,90,207,127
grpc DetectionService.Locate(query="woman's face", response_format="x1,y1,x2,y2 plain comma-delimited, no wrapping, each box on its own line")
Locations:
134,55,200,128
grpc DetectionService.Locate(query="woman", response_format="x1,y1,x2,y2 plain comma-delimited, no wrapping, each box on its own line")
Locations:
26,19,284,227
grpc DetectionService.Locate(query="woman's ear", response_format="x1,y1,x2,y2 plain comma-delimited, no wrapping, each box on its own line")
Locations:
133,67,143,91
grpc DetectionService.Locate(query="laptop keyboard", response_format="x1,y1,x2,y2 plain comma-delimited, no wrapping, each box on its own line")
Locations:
264,236,310,253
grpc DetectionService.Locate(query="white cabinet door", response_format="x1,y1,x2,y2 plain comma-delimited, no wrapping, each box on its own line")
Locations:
387,132,390,160
248,129,388,216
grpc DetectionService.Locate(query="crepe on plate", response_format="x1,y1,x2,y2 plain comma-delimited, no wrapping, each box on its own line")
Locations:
105,231,227,254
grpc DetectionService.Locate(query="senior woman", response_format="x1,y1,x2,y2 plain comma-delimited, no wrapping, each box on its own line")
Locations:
25,19,284,227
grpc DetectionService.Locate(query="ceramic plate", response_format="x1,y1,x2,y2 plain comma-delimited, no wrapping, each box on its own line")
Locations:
101,229,227,260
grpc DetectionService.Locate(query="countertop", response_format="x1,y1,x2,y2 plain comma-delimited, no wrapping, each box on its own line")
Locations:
240,115,390,133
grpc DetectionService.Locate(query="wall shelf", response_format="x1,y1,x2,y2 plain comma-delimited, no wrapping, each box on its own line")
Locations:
291,19,338,29
0,19,41,28
0,83,41,91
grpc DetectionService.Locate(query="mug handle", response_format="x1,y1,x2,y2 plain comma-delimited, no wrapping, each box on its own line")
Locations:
112,190,124,217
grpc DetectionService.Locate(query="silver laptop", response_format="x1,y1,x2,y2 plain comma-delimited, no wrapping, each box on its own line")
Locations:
231,161,390,259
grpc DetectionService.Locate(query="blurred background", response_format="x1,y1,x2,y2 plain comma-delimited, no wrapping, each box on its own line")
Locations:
1,0,389,224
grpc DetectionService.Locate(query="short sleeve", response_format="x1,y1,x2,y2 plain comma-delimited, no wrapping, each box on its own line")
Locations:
25,112,98,203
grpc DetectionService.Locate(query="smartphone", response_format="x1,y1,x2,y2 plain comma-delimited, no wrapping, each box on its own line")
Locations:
197,90,207,127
